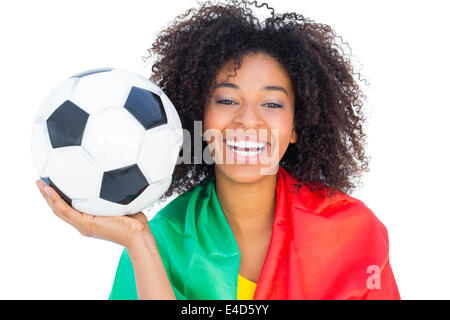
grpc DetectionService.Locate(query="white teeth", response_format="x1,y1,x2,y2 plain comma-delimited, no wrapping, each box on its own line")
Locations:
226,139,266,149
233,149,260,156
225,140,266,156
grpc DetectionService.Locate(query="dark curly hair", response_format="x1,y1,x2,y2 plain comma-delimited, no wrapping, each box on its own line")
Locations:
146,0,370,200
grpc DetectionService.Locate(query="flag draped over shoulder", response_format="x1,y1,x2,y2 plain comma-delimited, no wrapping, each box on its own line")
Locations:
109,166,400,300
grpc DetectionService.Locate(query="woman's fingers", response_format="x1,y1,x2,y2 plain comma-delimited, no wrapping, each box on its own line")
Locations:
36,180,59,215
35,179,149,246
36,180,86,230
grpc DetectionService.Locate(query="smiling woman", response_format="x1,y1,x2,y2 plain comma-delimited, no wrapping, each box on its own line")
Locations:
203,53,297,180
105,0,401,299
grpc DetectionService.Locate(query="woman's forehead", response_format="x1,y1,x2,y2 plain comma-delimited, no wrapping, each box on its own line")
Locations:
212,54,293,96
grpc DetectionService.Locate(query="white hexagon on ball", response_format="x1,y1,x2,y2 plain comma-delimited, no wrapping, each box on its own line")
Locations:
30,122,52,177
46,146,103,200
82,108,145,172
70,71,130,114
137,127,181,183
158,91,184,145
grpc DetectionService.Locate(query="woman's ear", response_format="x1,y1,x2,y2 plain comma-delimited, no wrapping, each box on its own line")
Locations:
289,125,297,144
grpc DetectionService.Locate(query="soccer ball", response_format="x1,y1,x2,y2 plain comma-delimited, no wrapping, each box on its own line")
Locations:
31,68,183,216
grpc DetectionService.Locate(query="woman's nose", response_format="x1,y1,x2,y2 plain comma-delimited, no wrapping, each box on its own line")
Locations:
233,103,264,128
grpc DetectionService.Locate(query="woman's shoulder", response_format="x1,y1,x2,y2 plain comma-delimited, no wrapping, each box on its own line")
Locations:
288,174,390,245
314,193,390,246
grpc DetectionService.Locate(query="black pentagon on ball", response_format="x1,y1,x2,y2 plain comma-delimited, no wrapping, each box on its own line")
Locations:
100,164,149,205
46,100,89,148
123,86,167,130
71,68,113,78
40,176,72,206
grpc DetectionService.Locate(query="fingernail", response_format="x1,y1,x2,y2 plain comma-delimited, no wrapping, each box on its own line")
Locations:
44,186,51,197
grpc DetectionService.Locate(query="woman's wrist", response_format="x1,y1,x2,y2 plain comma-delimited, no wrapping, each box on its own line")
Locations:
126,228,157,256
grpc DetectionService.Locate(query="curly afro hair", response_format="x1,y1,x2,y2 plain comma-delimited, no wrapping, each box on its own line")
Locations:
146,0,370,200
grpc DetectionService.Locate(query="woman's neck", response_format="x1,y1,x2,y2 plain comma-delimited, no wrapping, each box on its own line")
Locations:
213,167,277,239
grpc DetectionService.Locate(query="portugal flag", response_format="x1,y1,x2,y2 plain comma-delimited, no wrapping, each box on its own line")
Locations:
109,166,400,300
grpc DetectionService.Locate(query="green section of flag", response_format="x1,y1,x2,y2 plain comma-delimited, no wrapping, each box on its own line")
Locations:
109,176,241,300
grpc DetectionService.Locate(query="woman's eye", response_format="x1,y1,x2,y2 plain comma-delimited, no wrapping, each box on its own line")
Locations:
216,99,234,105
216,99,282,108
265,102,283,109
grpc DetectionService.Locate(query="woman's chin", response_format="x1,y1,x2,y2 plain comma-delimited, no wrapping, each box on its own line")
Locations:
214,163,278,184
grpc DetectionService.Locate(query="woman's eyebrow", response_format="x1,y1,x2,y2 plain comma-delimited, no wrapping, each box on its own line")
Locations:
213,82,289,97
264,85,289,97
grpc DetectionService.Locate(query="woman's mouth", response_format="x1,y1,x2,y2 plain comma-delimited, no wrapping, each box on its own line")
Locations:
223,138,270,163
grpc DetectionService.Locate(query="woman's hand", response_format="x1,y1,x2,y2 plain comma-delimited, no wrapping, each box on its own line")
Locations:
36,179,151,248
36,179,176,299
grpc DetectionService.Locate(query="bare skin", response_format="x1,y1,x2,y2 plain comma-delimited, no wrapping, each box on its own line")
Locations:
203,52,297,283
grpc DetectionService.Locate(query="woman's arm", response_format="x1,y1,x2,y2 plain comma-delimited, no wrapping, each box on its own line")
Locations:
127,230,176,300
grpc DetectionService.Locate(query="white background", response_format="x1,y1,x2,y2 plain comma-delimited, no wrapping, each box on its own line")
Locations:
1,0,449,299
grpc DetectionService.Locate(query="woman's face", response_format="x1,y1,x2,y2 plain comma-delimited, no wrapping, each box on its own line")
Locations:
203,52,297,183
